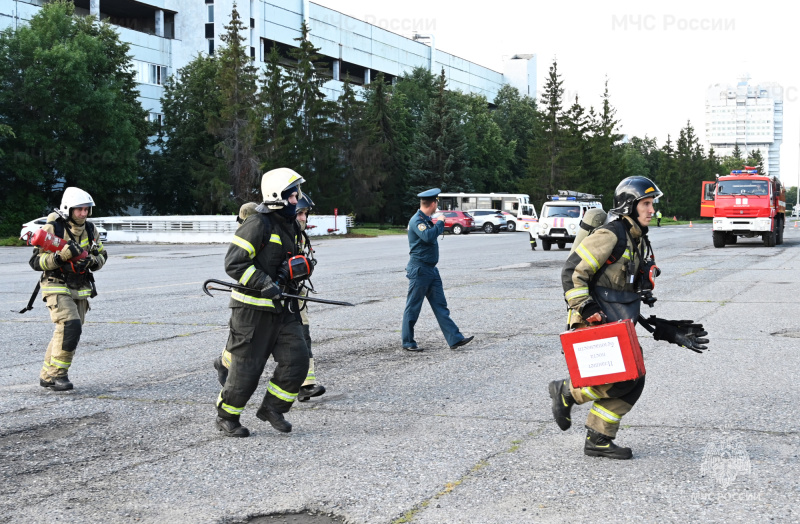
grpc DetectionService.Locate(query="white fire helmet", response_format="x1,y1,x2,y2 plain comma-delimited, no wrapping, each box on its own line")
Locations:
59,187,95,217
261,168,305,210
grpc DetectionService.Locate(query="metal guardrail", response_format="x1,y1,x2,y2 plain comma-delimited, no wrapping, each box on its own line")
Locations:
92,215,348,242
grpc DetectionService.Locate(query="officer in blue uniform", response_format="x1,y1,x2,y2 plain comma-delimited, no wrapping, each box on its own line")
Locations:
401,188,474,351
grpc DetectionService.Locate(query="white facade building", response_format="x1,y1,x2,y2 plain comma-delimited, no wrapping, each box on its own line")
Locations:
705,74,783,177
1,0,535,122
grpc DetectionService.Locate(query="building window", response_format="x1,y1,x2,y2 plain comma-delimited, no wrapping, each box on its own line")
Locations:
208,39,215,55
205,23,214,38
205,0,213,3
250,46,255,59
208,5,214,23
149,112,163,126
250,17,255,28
132,60,169,85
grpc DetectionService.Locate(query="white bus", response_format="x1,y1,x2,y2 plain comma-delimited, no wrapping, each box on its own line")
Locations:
437,193,537,233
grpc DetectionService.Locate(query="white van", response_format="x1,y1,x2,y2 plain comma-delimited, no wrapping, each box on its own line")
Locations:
537,192,603,250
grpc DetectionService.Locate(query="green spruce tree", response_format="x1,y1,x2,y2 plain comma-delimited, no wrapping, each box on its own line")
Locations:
209,3,261,204
287,21,341,211
148,55,223,214
407,68,470,208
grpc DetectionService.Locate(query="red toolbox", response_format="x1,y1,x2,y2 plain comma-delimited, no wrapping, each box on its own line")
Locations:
559,319,645,388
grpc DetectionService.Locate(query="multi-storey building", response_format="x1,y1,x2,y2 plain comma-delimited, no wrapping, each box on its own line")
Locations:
705,74,783,177
1,0,536,124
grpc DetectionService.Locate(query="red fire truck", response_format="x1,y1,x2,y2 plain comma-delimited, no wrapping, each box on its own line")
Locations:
701,167,786,248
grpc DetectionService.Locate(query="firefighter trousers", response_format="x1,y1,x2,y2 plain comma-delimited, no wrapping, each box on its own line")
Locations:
41,294,88,380
217,306,309,420
569,377,646,438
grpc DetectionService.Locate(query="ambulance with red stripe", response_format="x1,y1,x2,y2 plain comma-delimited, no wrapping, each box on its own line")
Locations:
537,191,603,251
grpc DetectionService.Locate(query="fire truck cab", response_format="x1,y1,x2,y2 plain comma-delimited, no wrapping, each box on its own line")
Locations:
701,167,786,248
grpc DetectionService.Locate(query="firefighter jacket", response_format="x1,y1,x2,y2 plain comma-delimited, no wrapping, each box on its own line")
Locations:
561,215,644,326
29,212,107,300
224,211,301,311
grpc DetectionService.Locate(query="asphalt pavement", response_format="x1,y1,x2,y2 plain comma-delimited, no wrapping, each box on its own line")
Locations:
1,222,798,523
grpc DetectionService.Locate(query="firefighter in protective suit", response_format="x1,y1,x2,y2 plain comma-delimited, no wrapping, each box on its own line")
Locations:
295,194,326,401
213,196,325,401
549,176,709,459
215,168,310,438
30,187,108,391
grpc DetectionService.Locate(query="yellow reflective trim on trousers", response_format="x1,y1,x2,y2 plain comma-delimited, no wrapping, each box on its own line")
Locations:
42,286,70,294
306,371,316,381
581,387,600,400
217,392,244,415
576,244,600,272
240,265,257,286
565,287,589,300
590,404,621,424
267,381,298,403
77,289,92,297
269,234,282,245
221,350,232,368
230,290,274,308
231,236,256,259
50,358,71,369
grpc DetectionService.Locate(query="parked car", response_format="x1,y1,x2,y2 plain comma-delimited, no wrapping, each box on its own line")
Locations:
792,208,799,218
431,210,474,235
20,217,108,243
468,209,507,233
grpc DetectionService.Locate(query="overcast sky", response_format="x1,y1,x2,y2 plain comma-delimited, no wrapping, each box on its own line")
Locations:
315,0,799,191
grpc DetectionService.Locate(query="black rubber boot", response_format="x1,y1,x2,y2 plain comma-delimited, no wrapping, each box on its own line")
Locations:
548,379,574,431
256,404,292,433
298,384,326,402
213,357,228,387
40,375,74,391
584,429,632,460
216,416,250,438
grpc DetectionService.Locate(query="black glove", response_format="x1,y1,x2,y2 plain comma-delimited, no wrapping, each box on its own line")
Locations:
580,301,607,324
652,317,709,353
277,262,290,285
73,255,93,273
260,280,282,299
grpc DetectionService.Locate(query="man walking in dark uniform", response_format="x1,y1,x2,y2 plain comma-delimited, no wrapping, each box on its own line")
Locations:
401,188,474,352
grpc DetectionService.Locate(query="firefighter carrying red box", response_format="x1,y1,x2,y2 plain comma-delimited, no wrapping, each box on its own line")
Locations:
550,176,710,459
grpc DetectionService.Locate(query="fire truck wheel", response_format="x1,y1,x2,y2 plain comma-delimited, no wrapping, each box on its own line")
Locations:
542,240,551,251
776,219,784,245
557,241,566,250
725,234,737,245
713,231,726,248
452,224,463,235
507,221,516,232
763,230,776,247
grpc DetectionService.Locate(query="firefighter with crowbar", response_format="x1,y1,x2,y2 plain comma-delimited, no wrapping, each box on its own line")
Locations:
208,195,337,402
206,168,351,438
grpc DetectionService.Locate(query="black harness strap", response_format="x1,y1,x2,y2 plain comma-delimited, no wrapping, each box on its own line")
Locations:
589,219,632,287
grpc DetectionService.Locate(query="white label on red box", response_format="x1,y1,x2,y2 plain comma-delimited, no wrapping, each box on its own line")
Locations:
573,336,626,378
